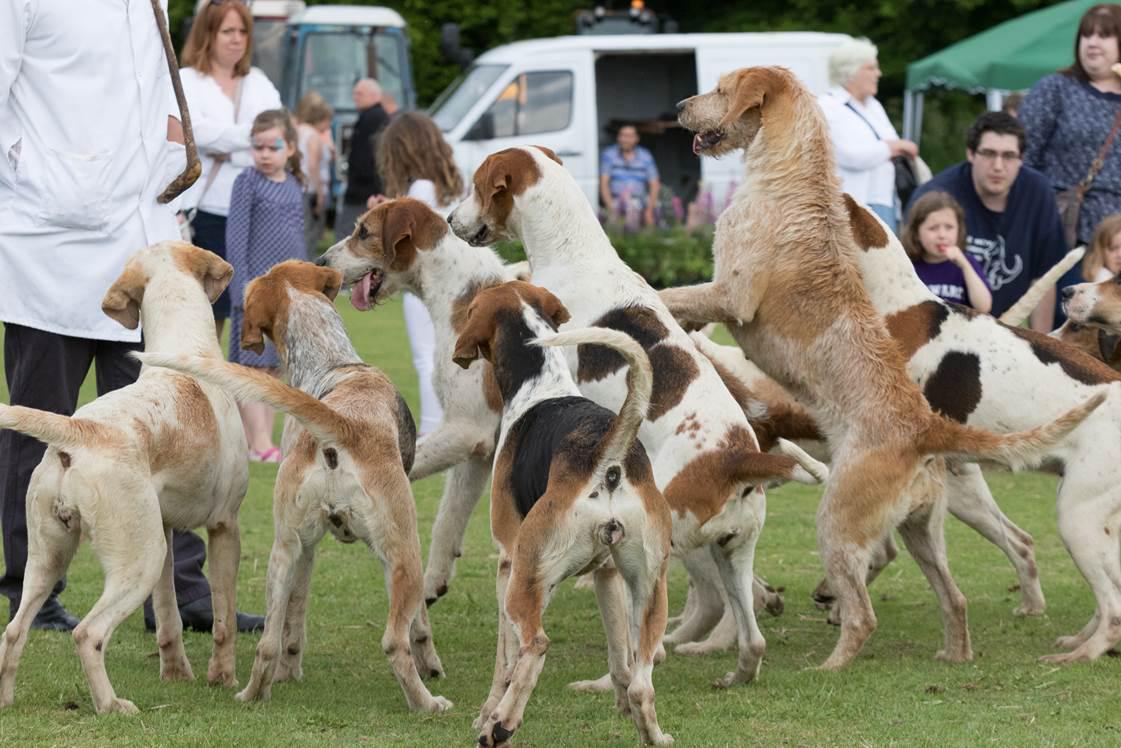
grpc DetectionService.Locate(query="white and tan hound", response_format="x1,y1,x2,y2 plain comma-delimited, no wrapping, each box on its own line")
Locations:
0,242,248,714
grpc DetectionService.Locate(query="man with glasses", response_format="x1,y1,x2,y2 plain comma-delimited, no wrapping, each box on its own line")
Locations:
906,112,1068,331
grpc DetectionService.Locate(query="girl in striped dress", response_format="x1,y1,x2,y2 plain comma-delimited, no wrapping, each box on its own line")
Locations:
225,109,306,462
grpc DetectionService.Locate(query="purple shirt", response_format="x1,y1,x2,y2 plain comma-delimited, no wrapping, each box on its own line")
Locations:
913,254,990,308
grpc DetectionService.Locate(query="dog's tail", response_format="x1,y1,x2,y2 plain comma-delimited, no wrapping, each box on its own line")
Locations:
999,246,1085,327
133,352,349,445
919,391,1106,470
534,327,652,466
0,404,120,451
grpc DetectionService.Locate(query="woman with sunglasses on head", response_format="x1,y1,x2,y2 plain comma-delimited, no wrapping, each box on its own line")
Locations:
1021,3,1121,248
180,0,281,339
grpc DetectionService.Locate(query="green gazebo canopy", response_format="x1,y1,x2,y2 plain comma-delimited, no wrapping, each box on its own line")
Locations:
906,0,1097,93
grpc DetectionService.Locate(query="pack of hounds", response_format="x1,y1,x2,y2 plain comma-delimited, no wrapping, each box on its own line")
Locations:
3,67,1121,746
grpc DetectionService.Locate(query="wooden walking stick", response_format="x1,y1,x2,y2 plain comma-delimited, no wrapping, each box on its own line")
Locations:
152,0,201,203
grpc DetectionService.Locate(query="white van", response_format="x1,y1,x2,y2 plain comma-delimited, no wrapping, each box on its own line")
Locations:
429,32,849,209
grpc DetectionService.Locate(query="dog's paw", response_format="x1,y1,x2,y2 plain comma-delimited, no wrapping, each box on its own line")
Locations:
234,684,268,703
1013,603,1046,617
104,697,139,715
420,694,453,713
478,719,516,747
933,648,973,663
159,658,195,682
1039,651,1089,665
1054,634,1085,651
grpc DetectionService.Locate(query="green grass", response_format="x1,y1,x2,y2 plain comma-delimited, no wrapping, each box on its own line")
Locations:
2,303,1120,747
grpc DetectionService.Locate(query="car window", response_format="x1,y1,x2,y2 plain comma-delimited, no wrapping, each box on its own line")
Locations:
466,71,573,140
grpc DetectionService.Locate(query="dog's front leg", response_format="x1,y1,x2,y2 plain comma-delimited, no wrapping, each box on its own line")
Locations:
152,527,193,682
659,279,764,330
409,420,493,481
709,538,766,687
206,520,241,686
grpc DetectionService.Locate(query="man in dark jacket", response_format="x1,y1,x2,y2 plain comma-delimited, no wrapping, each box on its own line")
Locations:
336,78,389,240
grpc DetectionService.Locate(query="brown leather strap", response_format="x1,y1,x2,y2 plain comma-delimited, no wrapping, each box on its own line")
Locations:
1078,102,1121,196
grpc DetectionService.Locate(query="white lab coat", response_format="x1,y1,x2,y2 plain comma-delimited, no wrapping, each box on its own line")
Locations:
818,86,898,208
0,0,186,342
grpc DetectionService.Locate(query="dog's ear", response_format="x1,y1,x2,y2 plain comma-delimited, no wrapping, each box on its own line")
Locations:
172,243,233,302
532,145,563,166
1099,330,1121,365
315,265,343,301
101,263,147,330
720,68,780,130
381,203,419,272
451,307,496,369
528,283,570,328
240,279,273,355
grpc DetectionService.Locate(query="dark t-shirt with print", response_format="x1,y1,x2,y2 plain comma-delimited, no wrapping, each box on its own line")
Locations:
905,162,1068,317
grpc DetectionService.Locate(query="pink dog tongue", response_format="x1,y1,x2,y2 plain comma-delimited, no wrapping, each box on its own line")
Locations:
692,133,703,155
350,273,373,311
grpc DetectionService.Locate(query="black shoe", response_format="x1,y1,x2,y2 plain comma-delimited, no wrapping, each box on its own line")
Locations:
144,596,265,634
9,596,81,632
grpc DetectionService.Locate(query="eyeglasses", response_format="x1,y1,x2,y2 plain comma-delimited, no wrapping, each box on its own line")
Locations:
974,148,1021,163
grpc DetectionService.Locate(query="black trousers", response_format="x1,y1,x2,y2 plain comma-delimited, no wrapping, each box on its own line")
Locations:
0,324,210,614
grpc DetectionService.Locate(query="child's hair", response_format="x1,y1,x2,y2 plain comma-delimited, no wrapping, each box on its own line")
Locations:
1083,213,1121,279
376,112,464,207
251,108,304,186
901,191,967,261
296,92,333,126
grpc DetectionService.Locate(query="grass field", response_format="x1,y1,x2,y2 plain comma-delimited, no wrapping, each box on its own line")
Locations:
1,299,1119,747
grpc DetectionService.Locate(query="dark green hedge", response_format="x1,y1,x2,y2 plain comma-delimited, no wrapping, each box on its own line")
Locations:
493,226,714,289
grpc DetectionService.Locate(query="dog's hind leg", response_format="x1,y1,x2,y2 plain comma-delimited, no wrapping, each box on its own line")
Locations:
0,493,80,709
205,519,241,686
665,546,725,646
897,495,973,663
75,493,165,714
944,463,1044,616
410,600,445,679
236,533,304,702
1042,485,1121,663
274,543,315,684
424,454,491,606
569,563,632,709
710,533,767,687
152,527,193,682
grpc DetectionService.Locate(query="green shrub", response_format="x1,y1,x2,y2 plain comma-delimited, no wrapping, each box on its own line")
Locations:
494,226,714,289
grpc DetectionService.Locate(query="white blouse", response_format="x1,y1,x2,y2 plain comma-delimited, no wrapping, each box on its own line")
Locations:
179,66,281,216
818,86,898,207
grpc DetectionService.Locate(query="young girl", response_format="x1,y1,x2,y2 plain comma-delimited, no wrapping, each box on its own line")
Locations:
225,109,306,462
1082,213,1121,281
902,191,993,313
373,112,466,436
296,92,335,257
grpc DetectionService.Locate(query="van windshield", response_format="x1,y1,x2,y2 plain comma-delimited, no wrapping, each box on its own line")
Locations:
429,64,508,132
298,29,407,113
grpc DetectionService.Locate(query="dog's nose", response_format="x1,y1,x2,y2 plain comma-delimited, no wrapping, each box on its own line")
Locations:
676,99,687,112
446,214,455,226
314,254,329,267
1062,286,1075,301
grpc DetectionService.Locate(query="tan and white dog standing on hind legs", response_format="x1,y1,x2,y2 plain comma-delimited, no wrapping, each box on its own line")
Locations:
662,66,1107,669
449,145,829,689
317,198,519,607
137,261,450,711
451,280,672,747
0,242,248,714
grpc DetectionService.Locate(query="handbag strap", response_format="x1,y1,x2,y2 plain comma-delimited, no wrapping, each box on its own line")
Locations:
1078,102,1121,195
844,100,882,141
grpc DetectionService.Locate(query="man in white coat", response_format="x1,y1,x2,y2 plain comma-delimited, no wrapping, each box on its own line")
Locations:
0,0,262,633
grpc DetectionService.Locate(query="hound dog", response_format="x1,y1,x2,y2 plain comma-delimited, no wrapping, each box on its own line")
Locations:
0,242,248,714
843,196,1121,661
452,280,672,746
137,261,450,711
317,197,521,607
661,66,1106,669
449,146,829,688
679,332,1048,654
1063,274,1121,335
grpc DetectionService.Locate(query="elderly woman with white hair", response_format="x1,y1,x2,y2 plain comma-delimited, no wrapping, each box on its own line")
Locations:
818,36,918,232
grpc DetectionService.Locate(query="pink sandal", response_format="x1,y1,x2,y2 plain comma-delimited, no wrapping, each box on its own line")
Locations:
249,446,282,464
